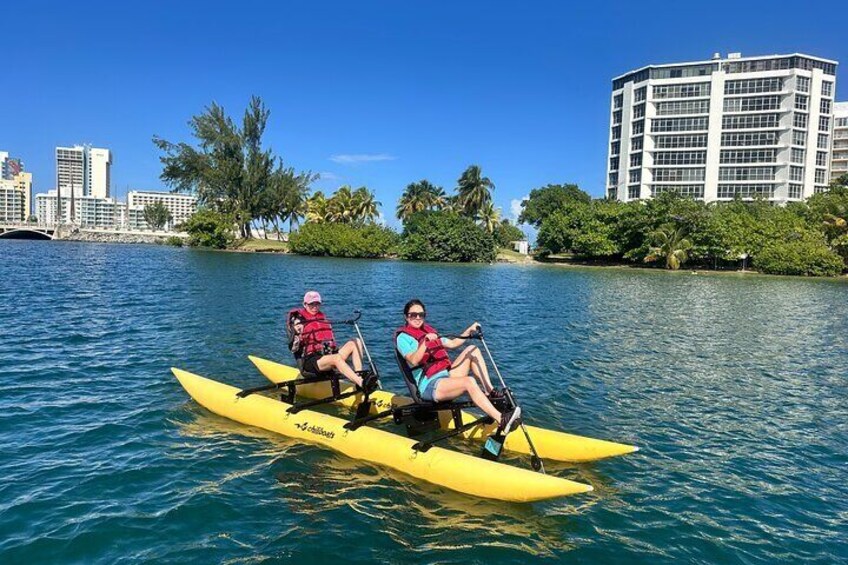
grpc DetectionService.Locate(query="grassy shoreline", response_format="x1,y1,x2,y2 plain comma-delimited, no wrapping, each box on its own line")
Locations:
212,239,847,279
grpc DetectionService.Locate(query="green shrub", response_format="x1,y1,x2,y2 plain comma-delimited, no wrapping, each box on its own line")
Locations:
754,234,844,276
165,236,184,247
288,223,399,258
536,201,621,258
493,220,525,248
400,211,496,263
181,209,236,249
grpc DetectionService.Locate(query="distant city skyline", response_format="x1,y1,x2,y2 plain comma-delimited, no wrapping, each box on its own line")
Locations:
2,2,847,227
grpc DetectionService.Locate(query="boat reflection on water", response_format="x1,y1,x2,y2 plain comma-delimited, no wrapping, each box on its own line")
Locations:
172,401,627,558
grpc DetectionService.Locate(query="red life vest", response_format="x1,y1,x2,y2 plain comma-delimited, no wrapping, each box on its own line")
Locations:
396,323,452,378
290,308,337,357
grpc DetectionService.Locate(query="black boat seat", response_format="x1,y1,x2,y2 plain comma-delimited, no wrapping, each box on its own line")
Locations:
295,358,337,382
394,347,429,404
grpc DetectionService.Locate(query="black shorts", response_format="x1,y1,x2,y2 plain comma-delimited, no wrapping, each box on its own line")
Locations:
301,353,324,376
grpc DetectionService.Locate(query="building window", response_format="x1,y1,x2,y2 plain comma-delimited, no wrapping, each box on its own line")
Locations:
612,125,621,140
822,81,833,97
609,172,619,186
724,78,783,95
720,149,777,164
610,157,619,170
815,169,827,184
722,114,780,130
819,116,830,132
607,187,618,199
718,167,775,181
656,99,710,116
614,93,623,109
723,96,781,113
788,184,802,199
613,110,622,125
790,166,804,182
629,170,641,183
651,64,716,80
818,134,829,149
628,185,640,199
717,184,775,198
837,117,848,128
794,113,808,129
796,76,810,93
655,134,708,148
721,131,778,147
821,99,832,114
650,184,704,198
653,82,711,99
634,87,646,103
632,120,645,135
652,117,709,132
631,137,643,151
633,104,645,119
610,141,620,155
792,130,807,146
653,151,707,166
630,152,642,167
791,148,805,164
795,95,808,111
816,151,828,167
652,168,705,182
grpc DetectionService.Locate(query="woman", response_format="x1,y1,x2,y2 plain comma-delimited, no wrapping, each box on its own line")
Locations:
395,299,521,434
288,291,378,394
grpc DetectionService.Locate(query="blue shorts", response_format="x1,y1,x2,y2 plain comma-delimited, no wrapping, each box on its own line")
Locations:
419,376,447,402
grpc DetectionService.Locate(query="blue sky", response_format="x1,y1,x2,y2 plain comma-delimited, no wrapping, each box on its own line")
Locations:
3,0,847,228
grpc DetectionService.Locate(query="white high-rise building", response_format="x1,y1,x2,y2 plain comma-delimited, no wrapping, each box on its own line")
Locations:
56,145,112,199
0,152,32,221
127,190,197,229
36,190,126,228
607,53,838,203
832,102,848,181
88,148,111,199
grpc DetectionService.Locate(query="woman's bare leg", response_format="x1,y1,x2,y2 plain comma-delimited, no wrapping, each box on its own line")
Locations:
337,339,363,372
451,346,494,392
432,376,501,422
316,353,363,386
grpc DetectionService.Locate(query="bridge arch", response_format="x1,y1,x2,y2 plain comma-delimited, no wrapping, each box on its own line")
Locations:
0,228,53,240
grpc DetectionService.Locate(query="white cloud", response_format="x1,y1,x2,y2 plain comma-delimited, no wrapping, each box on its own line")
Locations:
329,153,396,164
510,195,529,222
318,171,340,181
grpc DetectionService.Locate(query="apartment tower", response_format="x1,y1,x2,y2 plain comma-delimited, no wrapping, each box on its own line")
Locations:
832,102,848,181
607,53,838,203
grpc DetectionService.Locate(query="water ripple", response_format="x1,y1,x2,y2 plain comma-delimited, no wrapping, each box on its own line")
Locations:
0,242,846,563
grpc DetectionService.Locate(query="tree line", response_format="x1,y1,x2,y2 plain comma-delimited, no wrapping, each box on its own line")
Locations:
526,179,848,277
154,97,523,260
154,97,848,276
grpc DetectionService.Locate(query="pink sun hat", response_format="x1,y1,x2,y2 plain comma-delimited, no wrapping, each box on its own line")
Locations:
303,291,322,304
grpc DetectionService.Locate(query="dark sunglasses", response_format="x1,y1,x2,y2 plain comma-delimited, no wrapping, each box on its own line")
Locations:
306,301,322,307
406,312,426,319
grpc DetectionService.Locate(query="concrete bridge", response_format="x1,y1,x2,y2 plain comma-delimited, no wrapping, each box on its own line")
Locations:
0,222,57,240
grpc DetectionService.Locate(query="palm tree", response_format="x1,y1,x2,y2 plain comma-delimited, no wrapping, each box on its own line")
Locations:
456,165,494,218
286,172,315,232
352,186,381,224
477,202,501,233
396,180,444,221
306,191,329,223
644,224,693,270
327,186,355,223
441,195,460,214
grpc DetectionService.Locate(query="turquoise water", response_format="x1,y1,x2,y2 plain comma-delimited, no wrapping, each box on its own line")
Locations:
1,240,846,563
